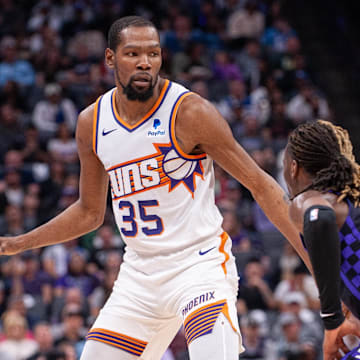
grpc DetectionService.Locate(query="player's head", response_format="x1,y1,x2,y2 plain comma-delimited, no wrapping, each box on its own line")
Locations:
105,16,161,102
283,120,360,205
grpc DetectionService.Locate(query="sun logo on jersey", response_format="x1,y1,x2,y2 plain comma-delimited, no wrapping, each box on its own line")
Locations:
107,143,205,199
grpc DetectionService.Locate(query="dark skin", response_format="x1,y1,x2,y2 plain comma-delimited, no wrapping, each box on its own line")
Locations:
0,26,309,279
283,146,360,360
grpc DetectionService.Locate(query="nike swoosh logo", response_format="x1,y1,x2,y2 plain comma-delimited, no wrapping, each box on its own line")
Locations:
320,312,336,318
102,128,117,136
199,246,216,256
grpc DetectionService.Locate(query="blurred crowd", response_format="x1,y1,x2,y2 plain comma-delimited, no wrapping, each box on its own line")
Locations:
0,0,333,359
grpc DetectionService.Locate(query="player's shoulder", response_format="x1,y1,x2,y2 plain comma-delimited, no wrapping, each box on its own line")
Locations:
178,91,218,122
79,102,96,122
294,190,334,218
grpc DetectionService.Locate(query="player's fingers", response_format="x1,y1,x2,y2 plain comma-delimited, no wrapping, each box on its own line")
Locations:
337,337,350,355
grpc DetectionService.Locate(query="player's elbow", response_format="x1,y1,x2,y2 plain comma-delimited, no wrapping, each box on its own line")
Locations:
77,201,105,231
86,209,105,230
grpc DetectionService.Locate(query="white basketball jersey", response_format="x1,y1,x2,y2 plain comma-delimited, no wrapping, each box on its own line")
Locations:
93,80,224,256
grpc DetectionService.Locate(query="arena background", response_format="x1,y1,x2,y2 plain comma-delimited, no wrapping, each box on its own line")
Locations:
0,1,359,359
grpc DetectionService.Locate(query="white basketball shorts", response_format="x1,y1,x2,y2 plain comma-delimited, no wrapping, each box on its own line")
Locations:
86,232,244,360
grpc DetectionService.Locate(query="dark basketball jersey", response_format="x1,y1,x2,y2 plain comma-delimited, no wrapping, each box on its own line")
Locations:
338,200,360,319
300,199,360,319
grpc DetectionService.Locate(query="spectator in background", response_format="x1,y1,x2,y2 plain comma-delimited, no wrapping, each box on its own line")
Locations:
27,322,55,360
190,80,209,99
38,161,65,222
227,0,265,47
171,41,212,84
0,80,25,109
217,79,249,123
27,2,63,32
239,310,277,360
0,311,38,360
212,50,243,81
41,239,82,279
2,204,24,236
163,15,204,54
222,210,252,254
55,250,98,298
286,82,330,124
279,292,323,348
3,169,24,208
18,251,53,324
47,123,78,166
57,341,77,360
236,39,262,90
51,287,90,326
89,269,118,320
2,150,34,185
238,257,276,315
20,125,49,165
274,263,320,312
238,113,263,152
0,103,25,161
89,225,124,271
32,83,77,140
52,304,87,357
267,99,294,144
261,18,297,54
23,191,41,231
0,36,35,89
278,242,302,280
274,312,318,360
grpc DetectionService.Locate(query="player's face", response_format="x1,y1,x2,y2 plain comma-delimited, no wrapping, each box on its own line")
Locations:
106,26,162,102
283,146,297,198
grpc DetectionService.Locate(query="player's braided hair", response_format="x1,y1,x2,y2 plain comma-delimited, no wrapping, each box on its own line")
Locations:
108,16,158,51
288,120,360,206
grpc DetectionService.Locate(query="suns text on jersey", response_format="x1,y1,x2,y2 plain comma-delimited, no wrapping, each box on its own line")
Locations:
108,156,164,199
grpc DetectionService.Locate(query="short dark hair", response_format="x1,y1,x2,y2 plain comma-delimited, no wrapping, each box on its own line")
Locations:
108,16,158,51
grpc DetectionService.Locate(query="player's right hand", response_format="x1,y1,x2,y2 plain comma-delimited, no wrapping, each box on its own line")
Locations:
0,236,22,256
323,318,360,360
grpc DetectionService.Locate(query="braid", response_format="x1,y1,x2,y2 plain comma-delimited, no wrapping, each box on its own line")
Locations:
288,120,360,206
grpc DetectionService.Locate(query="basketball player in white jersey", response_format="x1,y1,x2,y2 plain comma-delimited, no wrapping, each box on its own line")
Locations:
0,16,311,360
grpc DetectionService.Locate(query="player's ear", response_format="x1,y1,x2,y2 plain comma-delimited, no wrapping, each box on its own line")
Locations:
290,159,299,179
105,48,115,69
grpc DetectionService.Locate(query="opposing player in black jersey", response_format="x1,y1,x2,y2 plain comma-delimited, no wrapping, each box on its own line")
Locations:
283,120,360,360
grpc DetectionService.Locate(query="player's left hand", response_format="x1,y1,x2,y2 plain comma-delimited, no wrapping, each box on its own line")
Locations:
323,318,360,360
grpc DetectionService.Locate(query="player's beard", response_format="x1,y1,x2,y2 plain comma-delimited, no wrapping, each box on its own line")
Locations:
116,70,158,102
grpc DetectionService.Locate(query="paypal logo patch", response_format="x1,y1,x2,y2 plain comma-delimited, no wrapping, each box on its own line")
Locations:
148,118,165,137
153,119,161,129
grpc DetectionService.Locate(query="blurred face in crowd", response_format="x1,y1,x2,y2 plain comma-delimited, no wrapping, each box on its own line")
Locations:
3,312,27,340
105,26,162,102
34,323,54,351
282,320,300,341
245,261,264,281
229,79,246,99
0,103,17,126
65,287,83,306
68,252,86,274
98,225,115,246
174,15,191,36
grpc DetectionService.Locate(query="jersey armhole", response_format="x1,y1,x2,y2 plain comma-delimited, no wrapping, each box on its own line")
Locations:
169,91,207,161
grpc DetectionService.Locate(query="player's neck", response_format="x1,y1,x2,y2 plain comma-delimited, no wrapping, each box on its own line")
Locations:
115,78,166,125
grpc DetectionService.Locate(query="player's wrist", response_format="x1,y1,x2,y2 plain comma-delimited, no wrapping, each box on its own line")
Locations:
322,310,345,330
